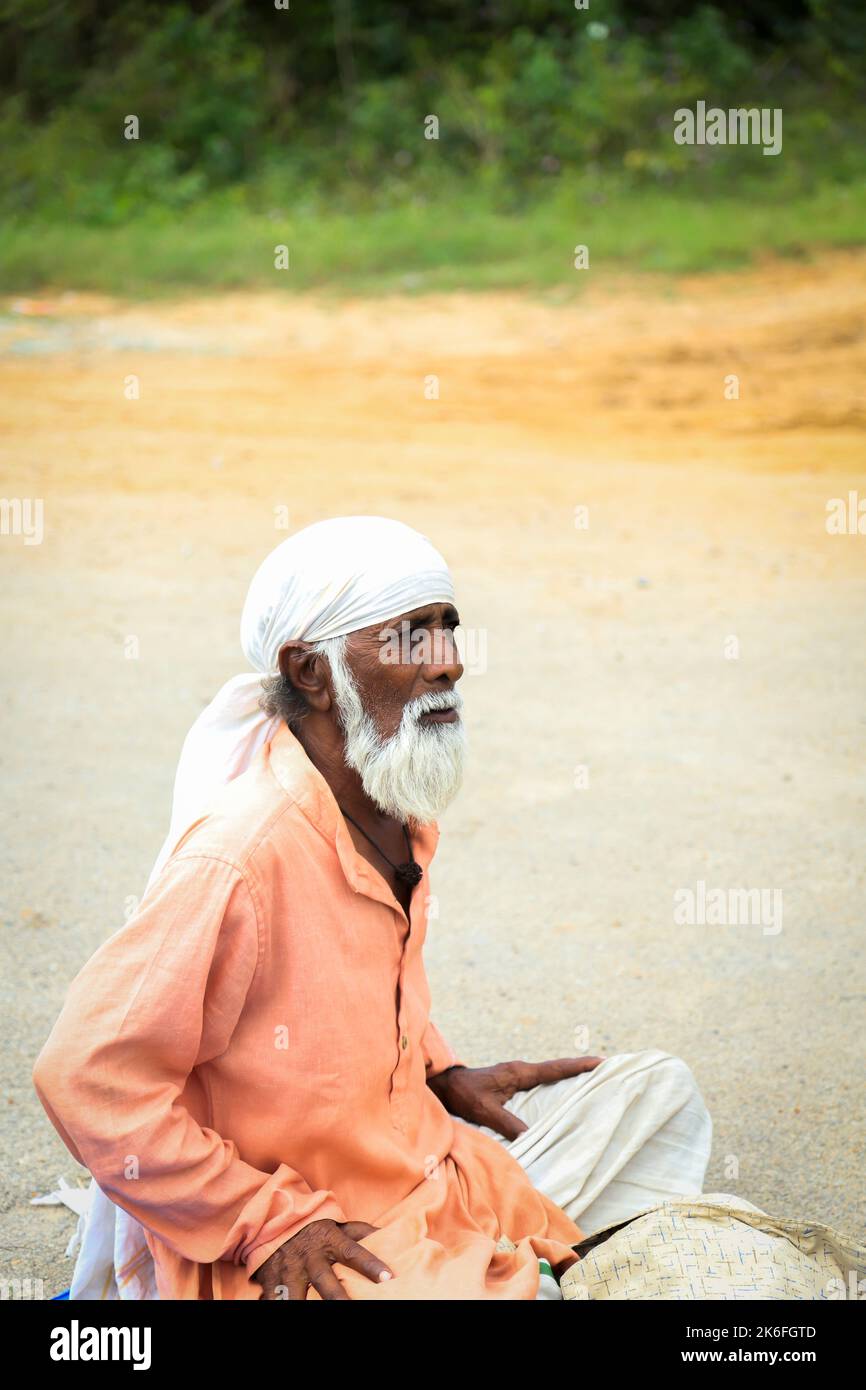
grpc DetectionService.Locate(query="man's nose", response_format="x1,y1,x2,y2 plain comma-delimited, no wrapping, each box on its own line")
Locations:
422,628,463,683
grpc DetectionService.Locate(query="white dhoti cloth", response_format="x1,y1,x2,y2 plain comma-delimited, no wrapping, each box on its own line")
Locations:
497,1048,713,1239
69,1047,711,1300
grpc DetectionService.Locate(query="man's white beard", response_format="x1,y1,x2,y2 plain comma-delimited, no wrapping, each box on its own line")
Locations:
322,636,466,825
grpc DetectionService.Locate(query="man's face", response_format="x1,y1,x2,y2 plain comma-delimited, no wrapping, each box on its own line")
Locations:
328,601,466,824
342,602,463,741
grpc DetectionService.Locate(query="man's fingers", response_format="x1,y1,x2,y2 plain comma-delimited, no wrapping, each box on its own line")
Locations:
308,1258,351,1302
332,1236,394,1285
253,1266,282,1300
521,1056,606,1087
259,1267,309,1301
483,1103,529,1141
283,1271,311,1301
340,1221,379,1241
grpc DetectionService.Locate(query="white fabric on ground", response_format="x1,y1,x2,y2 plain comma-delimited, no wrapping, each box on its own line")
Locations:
493,1048,714,1240
70,1182,157,1300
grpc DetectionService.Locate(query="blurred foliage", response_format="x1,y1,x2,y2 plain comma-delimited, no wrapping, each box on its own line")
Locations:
0,0,863,285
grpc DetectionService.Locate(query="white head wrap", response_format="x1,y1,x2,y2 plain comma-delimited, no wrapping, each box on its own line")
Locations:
148,516,454,883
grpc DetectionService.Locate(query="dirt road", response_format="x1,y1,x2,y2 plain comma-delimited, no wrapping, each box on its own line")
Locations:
1,254,864,1295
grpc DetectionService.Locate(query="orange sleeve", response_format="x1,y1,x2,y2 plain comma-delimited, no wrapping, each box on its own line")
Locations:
32,852,345,1275
421,1018,465,1079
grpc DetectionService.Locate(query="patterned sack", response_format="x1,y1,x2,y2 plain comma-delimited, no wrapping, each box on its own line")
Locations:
560,1192,865,1301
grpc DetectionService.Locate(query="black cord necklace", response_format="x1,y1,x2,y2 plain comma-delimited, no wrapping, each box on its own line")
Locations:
340,809,423,888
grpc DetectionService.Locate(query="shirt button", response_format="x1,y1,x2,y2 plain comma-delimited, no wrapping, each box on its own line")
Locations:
401,1035,409,1050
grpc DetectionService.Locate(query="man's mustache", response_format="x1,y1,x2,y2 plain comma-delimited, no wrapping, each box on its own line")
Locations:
403,690,463,723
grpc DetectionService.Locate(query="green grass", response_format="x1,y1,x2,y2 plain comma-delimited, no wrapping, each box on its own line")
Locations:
2,178,864,297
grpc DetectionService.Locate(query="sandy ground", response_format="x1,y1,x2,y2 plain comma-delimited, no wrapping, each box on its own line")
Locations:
1,255,864,1298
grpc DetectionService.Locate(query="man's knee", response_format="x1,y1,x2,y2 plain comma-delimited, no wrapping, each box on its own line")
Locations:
635,1049,709,1115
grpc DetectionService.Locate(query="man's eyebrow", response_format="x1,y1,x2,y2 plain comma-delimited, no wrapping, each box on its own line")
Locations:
382,604,461,628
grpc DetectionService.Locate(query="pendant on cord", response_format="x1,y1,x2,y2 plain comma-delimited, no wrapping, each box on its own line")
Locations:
339,807,423,891
396,861,423,888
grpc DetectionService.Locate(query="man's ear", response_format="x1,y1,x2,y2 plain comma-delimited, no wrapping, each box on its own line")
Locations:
278,642,332,713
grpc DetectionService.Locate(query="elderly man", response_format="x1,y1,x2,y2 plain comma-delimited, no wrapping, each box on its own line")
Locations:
34,516,711,1301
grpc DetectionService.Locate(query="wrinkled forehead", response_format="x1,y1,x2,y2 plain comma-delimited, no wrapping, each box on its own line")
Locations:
352,601,461,639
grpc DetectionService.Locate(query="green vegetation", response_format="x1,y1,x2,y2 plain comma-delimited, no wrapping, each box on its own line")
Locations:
3,179,865,297
1,1,864,294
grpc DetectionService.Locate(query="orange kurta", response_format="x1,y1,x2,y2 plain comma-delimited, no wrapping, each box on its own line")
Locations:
33,723,584,1299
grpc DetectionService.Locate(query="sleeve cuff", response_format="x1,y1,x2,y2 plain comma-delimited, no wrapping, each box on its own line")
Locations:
244,1197,347,1279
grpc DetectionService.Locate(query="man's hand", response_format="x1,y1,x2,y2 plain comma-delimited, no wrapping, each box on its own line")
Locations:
428,1057,605,1140
253,1219,393,1300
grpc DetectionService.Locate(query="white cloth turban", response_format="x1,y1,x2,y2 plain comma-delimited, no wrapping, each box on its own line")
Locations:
149,516,454,883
